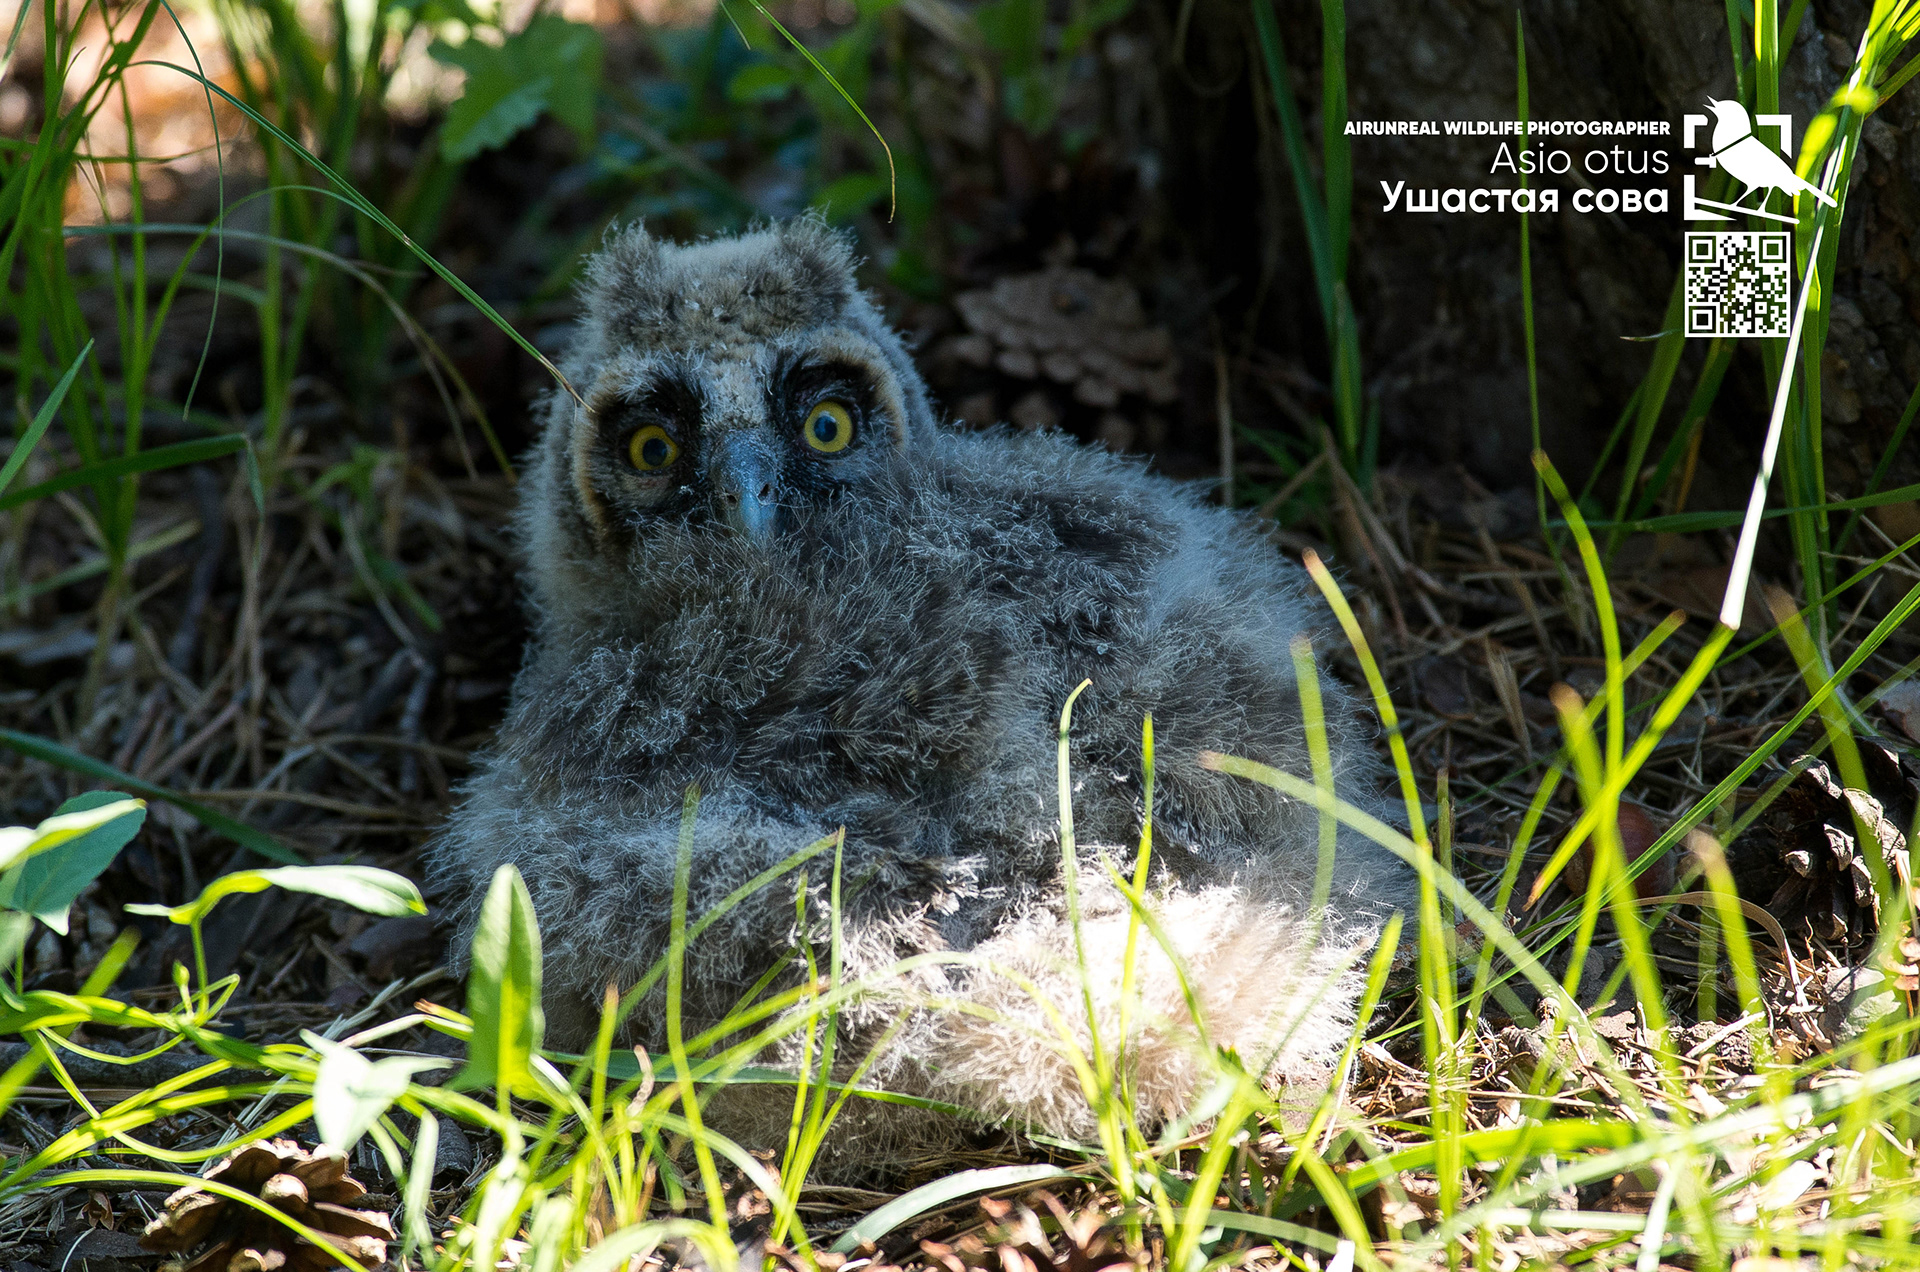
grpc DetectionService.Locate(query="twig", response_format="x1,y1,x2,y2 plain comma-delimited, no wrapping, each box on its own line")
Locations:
167,464,228,674
141,697,241,784
1256,449,1328,521
397,654,437,794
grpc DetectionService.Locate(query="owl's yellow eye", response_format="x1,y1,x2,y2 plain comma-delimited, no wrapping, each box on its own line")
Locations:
628,425,680,472
802,400,854,453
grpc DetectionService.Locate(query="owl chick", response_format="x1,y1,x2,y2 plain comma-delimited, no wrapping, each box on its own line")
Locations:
427,219,1417,1164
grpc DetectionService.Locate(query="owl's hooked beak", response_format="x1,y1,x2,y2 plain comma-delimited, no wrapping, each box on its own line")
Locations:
711,435,782,540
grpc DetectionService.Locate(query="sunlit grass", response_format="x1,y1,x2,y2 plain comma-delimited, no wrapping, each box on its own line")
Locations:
5,0,1920,1268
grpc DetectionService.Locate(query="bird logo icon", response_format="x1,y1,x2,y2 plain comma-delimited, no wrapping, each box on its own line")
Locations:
1701,97,1836,210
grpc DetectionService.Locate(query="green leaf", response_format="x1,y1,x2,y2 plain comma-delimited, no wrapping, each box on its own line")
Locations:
886,245,945,302
1580,480,1920,534
737,0,897,215
727,62,794,104
455,864,544,1095
400,1111,439,1261
1060,0,1132,57
433,16,603,162
830,1165,1080,1253
0,340,92,499
0,435,248,513
566,1220,724,1272
0,792,145,934
0,912,32,967
125,865,424,928
0,730,302,864
999,67,1053,135
523,17,602,139
441,73,551,162
305,1031,451,1154
0,795,145,872
391,0,484,25
974,0,1044,69
811,171,888,223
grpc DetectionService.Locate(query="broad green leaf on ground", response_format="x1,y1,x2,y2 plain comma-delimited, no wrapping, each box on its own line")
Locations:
432,16,603,161
456,864,544,1095
125,864,425,927
566,1220,724,1272
0,791,145,934
304,1031,451,1154
0,794,144,873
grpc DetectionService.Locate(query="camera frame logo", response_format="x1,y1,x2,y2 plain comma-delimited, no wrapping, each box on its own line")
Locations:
1683,99,1834,224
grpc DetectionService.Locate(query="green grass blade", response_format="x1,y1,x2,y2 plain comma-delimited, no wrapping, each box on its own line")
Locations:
0,729,302,864
1604,289,1688,554
1319,0,1349,280
1626,338,1733,523
1579,479,1920,533
1302,550,1428,846
664,783,727,1230
0,339,92,498
1836,365,1920,552
830,1165,1079,1253
133,58,576,403
1533,452,1624,770
1591,576,1919,888
1765,587,1895,909
730,0,896,218
0,434,246,513
1251,0,1333,329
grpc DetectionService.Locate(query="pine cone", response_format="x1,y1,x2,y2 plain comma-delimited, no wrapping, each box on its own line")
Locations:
141,1139,393,1272
944,268,1178,410
1736,754,1911,944
1885,935,1920,996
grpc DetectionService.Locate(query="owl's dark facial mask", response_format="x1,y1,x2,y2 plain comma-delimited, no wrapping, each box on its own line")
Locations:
577,345,905,545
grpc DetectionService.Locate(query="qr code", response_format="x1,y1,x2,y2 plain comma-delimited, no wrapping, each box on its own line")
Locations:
1684,232,1790,337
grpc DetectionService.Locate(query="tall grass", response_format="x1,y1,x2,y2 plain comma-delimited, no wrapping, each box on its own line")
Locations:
1248,0,1373,500
7,492,1918,1267
5,0,1920,1268
6,458,1919,1270
1584,3,1920,639
2,0,251,713
1251,0,1363,472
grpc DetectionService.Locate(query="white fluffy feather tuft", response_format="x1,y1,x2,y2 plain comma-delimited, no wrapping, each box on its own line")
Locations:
922,864,1370,1139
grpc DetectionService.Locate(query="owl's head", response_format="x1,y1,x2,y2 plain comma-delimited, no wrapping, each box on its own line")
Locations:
536,219,935,567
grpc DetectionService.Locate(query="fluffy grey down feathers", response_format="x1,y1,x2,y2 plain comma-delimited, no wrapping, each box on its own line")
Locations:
426,219,1417,1166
